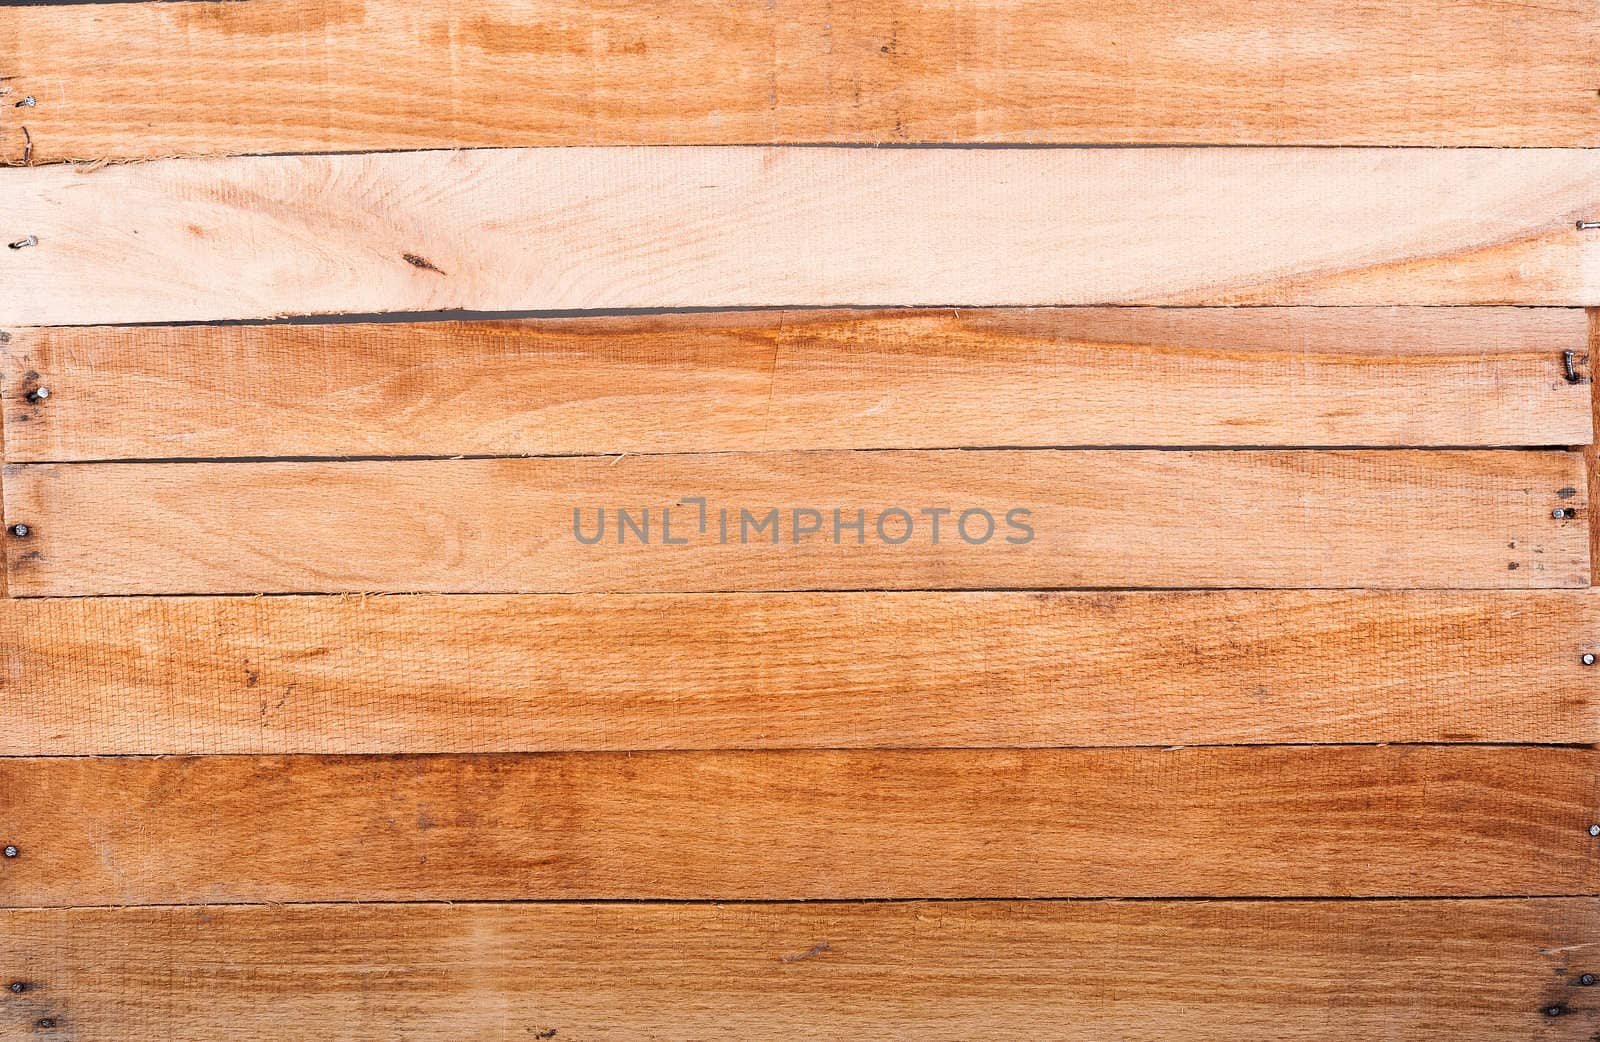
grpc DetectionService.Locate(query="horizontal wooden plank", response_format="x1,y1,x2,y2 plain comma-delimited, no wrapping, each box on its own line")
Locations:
3,0,1597,160
3,450,1585,595
8,148,1600,324
3,308,1590,461
2,591,1597,756
2,899,1595,1041
1,747,1594,905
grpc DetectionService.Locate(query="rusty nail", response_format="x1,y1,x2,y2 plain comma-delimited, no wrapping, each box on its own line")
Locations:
9,524,28,538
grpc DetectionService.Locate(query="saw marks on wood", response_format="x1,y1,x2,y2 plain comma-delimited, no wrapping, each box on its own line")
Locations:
0,746,1594,905
7,148,1600,323
1,899,1595,1042
2,450,1586,594
2,308,1590,460
0,590,1595,756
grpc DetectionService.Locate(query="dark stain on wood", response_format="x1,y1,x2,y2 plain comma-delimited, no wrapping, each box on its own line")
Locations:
402,253,446,276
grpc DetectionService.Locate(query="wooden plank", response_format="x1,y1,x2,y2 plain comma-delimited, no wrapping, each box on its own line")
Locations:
2,899,1595,1041
8,148,1600,324
1,591,1596,756
3,309,1590,461
3,450,1585,596
0,747,1593,905
1588,309,1600,584
2,0,1597,161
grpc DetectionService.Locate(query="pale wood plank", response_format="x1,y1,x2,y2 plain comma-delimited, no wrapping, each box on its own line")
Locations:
3,450,1585,595
0,747,1592,905
3,309,1590,461
2,899,1595,1041
8,148,1600,324
1,591,1596,756
2,0,1596,162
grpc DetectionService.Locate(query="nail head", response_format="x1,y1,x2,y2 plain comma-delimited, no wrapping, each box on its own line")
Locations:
35,1018,53,1029
9,524,28,538
27,387,48,402
1589,824,1599,837
6,981,22,993
14,96,33,108
1584,653,1596,666
1,845,15,858
1545,1004,1566,1018
1581,973,1596,986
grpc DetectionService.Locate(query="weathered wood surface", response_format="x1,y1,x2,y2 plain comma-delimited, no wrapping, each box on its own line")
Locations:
4,451,1586,595
2,591,1596,756
9,148,1600,324
5,0,1598,163
2,899,1595,1041
1,747,1593,906
3,308,1590,461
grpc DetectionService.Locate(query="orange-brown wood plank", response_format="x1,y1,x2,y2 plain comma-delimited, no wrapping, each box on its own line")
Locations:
1,591,1597,756
2,899,1595,1040
3,309,1590,461
1587,310,1600,583
0,747,1593,906
2,0,1597,163
10,148,1600,325
3,450,1585,595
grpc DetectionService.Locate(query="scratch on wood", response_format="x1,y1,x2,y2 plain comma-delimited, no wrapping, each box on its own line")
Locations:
780,941,831,963
1539,942,1600,955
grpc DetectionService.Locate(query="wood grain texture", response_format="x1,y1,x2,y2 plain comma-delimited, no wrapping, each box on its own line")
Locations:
9,148,1600,324
3,450,1587,595
3,308,1590,461
2,591,1597,756
0,746,1594,905
1588,310,1600,583
3,0,1597,162
2,899,1595,1041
